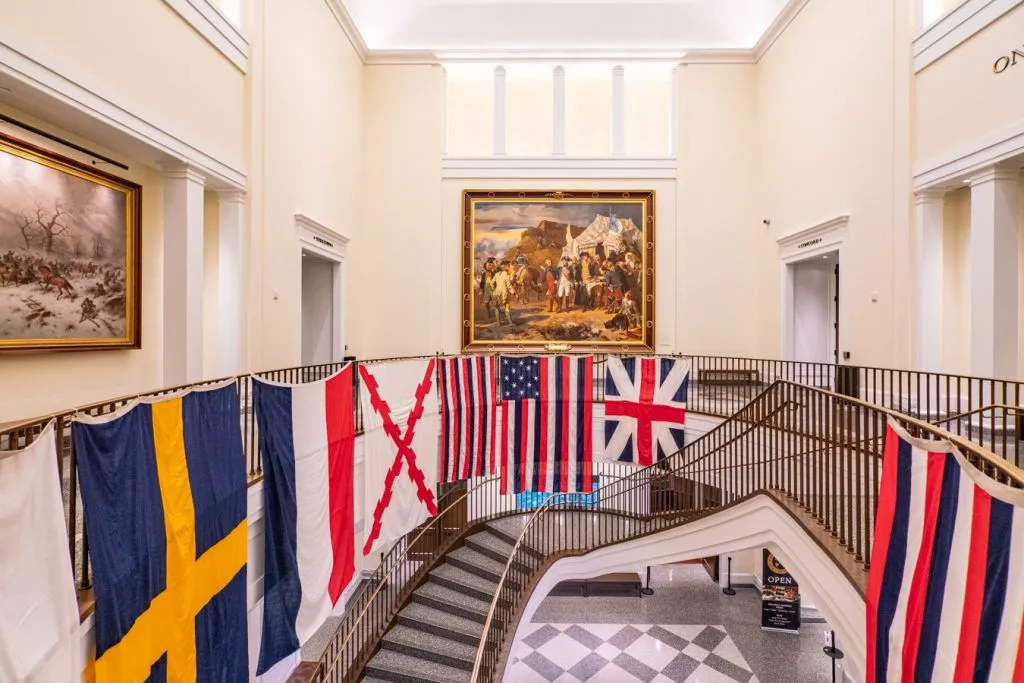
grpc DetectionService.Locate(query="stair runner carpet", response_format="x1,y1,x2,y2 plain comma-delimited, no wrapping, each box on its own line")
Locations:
361,520,525,683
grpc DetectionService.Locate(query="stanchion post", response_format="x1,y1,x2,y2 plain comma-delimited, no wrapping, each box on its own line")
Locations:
823,630,844,683
641,566,654,596
722,556,736,596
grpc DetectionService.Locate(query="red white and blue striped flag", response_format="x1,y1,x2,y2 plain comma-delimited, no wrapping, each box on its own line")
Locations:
867,419,1024,683
438,355,498,482
604,356,690,466
500,355,594,494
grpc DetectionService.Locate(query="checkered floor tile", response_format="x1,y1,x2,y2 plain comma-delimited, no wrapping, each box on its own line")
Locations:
507,623,759,683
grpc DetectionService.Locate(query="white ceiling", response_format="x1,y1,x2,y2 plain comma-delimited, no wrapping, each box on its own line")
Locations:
341,0,794,55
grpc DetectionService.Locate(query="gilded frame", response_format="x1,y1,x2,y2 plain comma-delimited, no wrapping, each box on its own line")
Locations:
461,189,655,352
0,132,142,352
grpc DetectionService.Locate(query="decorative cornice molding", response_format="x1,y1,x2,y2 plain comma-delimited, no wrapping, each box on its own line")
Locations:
441,155,677,179
914,117,1024,190
322,0,368,62
913,0,1020,72
914,188,947,204
680,49,755,65
162,0,248,72
776,215,850,249
753,0,812,62
295,213,350,245
0,28,247,188
162,163,207,184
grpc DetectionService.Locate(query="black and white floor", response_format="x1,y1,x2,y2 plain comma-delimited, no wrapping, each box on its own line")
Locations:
507,564,836,683
508,622,758,682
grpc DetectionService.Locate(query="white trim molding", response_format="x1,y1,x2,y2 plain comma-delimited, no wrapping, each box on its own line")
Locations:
323,0,369,61
753,0,812,61
441,156,677,179
162,0,248,72
914,117,1024,190
776,215,850,260
0,28,247,188
914,0,1021,72
295,213,350,261
296,214,350,363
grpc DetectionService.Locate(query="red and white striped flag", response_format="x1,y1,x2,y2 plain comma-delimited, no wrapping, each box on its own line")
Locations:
438,355,498,482
500,355,594,494
867,419,1024,683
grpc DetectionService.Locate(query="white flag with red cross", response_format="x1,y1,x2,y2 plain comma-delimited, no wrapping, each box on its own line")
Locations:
359,358,440,556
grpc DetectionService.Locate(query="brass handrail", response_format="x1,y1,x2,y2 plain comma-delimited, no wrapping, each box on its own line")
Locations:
317,473,500,681
468,490,569,680
930,403,1024,427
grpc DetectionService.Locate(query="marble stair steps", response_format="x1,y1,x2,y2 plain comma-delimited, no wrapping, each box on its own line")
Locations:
379,624,478,670
362,648,471,683
361,523,526,682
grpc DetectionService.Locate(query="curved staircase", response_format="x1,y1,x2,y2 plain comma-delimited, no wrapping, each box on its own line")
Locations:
361,520,522,682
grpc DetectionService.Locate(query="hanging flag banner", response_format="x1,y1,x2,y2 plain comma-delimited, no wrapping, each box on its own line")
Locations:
604,356,689,465
0,421,80,682
438,355,498,482
761,549,801,633
359,358,440,556
867,419,1024,683
253,366,356,675
500,355,594,494
73,381,248,683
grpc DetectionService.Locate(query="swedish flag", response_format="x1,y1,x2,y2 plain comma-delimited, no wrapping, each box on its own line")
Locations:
73,382,248,682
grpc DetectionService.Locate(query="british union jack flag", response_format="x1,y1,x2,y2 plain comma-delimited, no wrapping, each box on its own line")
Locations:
604,357,690,466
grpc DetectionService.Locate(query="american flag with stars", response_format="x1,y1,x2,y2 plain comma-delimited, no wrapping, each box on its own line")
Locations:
500,355,594,494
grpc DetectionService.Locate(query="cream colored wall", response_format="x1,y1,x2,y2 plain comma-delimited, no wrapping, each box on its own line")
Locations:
2,0,246,171
351,64,444,359
755,0,912,368
676,64,759,357
248,0,364,370
0,109,164,422
916,3,1024,163
942,188,971,374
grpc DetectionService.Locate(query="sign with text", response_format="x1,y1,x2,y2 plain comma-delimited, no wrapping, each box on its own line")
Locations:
993,44,1024,74
761,549,800,633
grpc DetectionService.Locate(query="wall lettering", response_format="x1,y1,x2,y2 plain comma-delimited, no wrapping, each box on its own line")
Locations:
313,234,334,249
797,237,822,249
993,46,1024,73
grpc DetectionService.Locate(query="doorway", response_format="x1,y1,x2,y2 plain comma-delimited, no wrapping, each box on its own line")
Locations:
787,250,839,384
301,251,338,365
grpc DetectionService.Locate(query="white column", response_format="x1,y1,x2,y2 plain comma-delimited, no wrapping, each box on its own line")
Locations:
915,190,945,371
493,66,507,156
163,164,205,385
969,166,1020,379
668,65,679,156
217,190,246,376
552,65,566,155
611,65,625,155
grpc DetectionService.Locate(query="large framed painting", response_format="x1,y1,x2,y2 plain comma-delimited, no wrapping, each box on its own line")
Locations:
0,132,141,351
462,190,654,352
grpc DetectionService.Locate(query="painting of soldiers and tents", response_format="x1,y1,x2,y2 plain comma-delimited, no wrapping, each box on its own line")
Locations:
0,132,141,351
461,190,655,351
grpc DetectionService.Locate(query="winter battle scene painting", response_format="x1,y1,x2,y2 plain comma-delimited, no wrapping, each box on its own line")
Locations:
462,191,655,351
0,134,141,351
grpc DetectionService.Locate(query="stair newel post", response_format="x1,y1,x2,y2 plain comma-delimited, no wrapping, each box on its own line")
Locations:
722,556,736,596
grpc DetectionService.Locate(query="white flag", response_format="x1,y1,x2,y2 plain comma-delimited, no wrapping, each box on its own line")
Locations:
359,359,440,556
0,421,81,682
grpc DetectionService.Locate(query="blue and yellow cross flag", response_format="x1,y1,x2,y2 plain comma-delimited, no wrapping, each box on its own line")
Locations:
73,380,249,682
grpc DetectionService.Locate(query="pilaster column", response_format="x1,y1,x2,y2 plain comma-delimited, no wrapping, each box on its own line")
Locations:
552,65,566,155
163,164,205,385
217,190,246,376
668,65,679,156
969,166,1020,379
915,189,945,371
493,66,507,155
441,67,449,156
611,65,625,155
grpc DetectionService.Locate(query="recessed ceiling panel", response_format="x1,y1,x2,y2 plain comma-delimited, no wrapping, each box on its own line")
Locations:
346,0,791,53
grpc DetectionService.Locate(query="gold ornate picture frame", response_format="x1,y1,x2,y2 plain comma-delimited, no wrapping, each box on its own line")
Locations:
0,132,142,352
462,189,655,352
